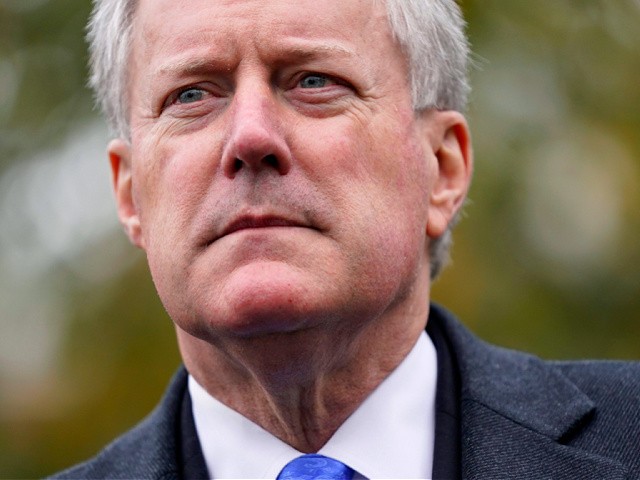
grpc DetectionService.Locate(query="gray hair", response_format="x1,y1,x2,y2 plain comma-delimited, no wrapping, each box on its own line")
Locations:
384,0,469,279
86,0,470,279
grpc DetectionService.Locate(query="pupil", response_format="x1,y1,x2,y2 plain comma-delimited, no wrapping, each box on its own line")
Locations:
302,76,326,88
179,89,203,103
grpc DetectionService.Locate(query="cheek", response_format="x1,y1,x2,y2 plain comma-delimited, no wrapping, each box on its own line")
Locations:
131,136,218,322
133,136,217,247
299,117,431,288
312,116,431,222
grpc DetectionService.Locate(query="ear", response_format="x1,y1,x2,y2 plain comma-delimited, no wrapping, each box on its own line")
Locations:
108,139,145,249
423,111,473,239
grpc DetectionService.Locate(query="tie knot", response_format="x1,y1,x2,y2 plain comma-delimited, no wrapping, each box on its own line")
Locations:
276,454,355,480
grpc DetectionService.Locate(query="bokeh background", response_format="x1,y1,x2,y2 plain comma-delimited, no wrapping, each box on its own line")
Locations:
1,0,639,477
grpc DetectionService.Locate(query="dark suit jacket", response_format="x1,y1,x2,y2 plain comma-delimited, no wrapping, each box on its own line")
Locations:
51,304,640,479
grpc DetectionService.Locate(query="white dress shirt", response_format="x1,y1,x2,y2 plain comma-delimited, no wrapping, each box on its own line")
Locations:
189,331,437,479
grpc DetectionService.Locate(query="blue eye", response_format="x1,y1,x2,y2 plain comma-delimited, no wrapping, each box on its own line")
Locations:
177,88,205,103
299,75,329,89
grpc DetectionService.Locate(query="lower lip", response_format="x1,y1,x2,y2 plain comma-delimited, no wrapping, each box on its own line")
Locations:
223,225,306,238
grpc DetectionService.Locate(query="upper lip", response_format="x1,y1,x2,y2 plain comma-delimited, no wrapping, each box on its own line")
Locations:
217,214,309,240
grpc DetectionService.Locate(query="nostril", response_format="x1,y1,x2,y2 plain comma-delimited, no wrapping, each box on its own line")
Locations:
263,154,278,169
225,151,289,178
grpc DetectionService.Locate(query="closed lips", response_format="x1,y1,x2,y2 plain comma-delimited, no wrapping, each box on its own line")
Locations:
219,215,309,239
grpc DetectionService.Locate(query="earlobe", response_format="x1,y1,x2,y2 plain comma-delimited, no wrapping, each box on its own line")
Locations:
108,139,145,249
425,111,473,239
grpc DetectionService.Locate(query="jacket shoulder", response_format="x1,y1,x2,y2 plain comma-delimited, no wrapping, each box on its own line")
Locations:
430,303,640,478
553,359,640,396
552,360,640,424
48,368,188,480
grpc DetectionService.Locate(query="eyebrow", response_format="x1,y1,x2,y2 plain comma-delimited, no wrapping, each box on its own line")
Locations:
285,43,355,58
155,42,358,78
157,58,225,78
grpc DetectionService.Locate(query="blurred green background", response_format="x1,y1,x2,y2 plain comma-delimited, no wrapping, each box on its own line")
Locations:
1,0,639,477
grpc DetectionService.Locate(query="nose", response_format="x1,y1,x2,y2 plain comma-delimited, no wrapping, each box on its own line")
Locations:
221,87,292,178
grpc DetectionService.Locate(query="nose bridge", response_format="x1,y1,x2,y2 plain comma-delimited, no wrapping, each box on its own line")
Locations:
221,79,291,177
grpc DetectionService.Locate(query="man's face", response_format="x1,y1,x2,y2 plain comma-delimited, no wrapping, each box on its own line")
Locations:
112,0,468,342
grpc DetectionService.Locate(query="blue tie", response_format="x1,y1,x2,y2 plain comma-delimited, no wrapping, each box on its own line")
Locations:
276,454,355,480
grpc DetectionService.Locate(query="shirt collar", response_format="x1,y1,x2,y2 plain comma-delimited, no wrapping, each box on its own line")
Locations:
189,331,437,479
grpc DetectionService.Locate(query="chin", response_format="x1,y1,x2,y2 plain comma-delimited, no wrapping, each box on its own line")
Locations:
193,261,333,338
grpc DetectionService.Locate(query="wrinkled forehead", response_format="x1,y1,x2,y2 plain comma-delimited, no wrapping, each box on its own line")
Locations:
133,0,385,32
129,0,398,67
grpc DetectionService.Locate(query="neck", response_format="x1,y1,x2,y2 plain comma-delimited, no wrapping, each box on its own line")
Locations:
178,301,428,452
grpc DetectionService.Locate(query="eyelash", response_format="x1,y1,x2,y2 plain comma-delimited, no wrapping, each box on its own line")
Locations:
295,72,346,89
163,86,210,109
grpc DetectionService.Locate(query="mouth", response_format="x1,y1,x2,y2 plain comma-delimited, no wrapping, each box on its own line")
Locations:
216,215,310,241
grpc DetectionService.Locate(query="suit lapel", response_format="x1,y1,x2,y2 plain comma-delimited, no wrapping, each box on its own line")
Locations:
461,399,627,479
430,304,628,480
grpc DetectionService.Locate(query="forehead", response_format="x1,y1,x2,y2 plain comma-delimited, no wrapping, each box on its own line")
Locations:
131,0,397,66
